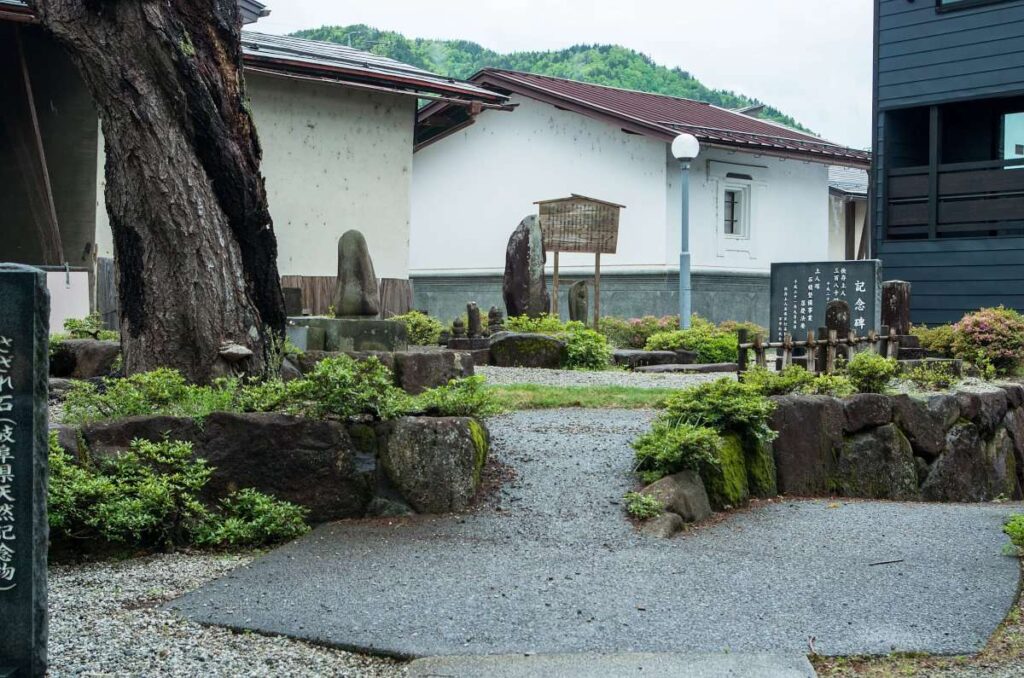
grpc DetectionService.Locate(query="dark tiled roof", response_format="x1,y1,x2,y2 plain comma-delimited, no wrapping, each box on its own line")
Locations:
828,165,869,195
241,32,503,102
469,69,870,166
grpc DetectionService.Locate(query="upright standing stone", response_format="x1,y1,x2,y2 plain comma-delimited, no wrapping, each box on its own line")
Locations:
826,299,852,359
502,216,549,319
487,307,504,335
282,287,303,317
332,230,380,317
568,280,589,324
0,263,49,677
882,280,912,337
466,303,482,338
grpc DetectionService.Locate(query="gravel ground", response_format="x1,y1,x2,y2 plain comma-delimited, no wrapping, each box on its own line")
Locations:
169,409,1019,659
476,365,731,388
50,552,406,677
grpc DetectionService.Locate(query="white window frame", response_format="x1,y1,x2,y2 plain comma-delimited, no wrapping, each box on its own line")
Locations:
708,160,766,261
721,182,752,240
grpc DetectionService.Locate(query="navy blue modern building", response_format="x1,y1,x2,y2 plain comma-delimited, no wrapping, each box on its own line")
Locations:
874,0,1024,324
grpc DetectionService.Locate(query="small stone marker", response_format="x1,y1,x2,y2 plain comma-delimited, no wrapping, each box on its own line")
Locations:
332,230,380,317
826,299,852,360
0,263,49,677
568,280,588,324
487,307,504,335
282,287,303,317
466,303,482,338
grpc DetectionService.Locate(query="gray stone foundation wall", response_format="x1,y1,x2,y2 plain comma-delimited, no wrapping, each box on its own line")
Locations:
411,270,771,326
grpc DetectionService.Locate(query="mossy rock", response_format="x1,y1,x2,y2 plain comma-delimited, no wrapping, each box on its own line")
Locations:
701,433,750,510
745,436,778,498
490,333,567,368
468,418,490,486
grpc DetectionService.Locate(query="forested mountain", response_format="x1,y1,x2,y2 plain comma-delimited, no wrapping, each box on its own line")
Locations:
293,24,808,131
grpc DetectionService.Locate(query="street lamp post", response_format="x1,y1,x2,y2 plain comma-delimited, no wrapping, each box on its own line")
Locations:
671,133,700,330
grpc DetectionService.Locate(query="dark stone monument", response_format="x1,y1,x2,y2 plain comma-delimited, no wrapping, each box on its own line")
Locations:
502,215,549,319
568,280,589,324
282,287,303,317
487,307,504,335
826,299,852,360
466,303,483,338
769,260,882,341
332,230,380,317
882,280,912,337
0,263,49,677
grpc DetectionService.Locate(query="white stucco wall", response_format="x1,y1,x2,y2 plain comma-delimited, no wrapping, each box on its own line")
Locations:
95,72,416,280
827,194,868,260
411,96,833,275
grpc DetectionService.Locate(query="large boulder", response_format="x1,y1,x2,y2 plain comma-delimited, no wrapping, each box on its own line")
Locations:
393,350,474,395
612,350,681,369
834,424,919,500
744,437,778,499
379,417,489,514
956,387,1008,437
842,393,893,434
332,229,380,317
892,394,959,460
640,470,712,523
701,434,749,510
996,382,1024,409
50,339,121,379
80,413,372,522
921,423,1018,502
489,333,566,369
502,215,549,318
769,395,844,496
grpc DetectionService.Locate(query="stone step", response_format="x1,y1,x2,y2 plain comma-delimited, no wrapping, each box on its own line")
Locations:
635,362,738,374
406,652,817,678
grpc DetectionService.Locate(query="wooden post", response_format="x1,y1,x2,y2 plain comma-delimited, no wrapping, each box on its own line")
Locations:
881,280,912,337
879,325,890,357
806,330,817,373
593,252,601,329
782,333,793,368
826,299,851,361
847,330,859,356
753,334,767,369
888,326,900,360
737,329,748,377
551,250,560,317
826,329,838,374
867,329,879,355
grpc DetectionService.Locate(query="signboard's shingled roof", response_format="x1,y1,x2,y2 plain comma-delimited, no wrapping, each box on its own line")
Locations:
456,69,870,167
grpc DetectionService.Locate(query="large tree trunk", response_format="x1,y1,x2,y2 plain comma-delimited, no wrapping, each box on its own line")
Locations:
25,0,285,383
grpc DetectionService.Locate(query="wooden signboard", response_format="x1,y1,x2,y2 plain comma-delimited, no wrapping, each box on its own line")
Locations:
534,195,624,326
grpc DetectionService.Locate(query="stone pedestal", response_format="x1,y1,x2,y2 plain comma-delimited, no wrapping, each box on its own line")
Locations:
286,324,326,352
289,317,408,352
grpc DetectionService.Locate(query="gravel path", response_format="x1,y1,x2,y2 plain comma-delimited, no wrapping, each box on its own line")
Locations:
50,552,405,677
477,365,730,388
169,409,1020,659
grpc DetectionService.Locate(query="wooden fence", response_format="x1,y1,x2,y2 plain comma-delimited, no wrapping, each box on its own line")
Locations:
737,326,902,377
280,276,412,318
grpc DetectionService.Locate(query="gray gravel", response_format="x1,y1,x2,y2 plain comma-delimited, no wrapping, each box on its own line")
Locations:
50,552,405,677
169,409,1020,659
477,365,730,388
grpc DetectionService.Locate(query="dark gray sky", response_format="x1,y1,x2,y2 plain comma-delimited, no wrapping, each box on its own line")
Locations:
254,1,873,149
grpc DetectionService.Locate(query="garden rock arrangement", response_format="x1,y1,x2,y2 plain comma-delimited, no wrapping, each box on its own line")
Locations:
771,382,1024,502
55,411,489,523
489,332,567,368
296,349,474,394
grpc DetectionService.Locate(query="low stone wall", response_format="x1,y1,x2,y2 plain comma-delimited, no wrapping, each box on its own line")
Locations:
770,382,1024,502
54,412,489,523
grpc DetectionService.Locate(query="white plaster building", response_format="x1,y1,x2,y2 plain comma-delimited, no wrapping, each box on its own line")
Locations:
411,70,870,324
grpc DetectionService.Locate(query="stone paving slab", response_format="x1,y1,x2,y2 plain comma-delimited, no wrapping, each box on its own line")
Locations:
168,410,1021,659
406,652,817,678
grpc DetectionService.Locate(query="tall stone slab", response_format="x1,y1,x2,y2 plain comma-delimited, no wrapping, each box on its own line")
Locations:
568,280,589,324
0,263,49,677
502,216,549,319
332,230,380,317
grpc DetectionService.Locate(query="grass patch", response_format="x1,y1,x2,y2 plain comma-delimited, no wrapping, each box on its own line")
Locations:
485,384,673,410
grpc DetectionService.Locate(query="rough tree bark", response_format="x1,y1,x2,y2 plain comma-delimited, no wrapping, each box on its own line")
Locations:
25,0,285,383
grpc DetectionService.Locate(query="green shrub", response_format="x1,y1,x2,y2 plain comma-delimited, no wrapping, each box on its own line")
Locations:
392,310,445,346
1005,514,1024,553
844,352,898,394
951,306,1024,376
505,313,566,334
195,488,309,548
718,319,768,337
912,323,955,357
62,368,236,425
563,325,614,370
623,491,664,520
904,361,958,391
282,355,410,419
661,379,777,446
599,315,678,349
410,376,501,417
645,315,741,363
49,432,309,551
742,365,855,397
632,421,722,484
62,312,119,341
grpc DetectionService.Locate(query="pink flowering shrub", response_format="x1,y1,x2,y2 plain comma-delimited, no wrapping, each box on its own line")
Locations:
951,306,1024,376
599,315,679,348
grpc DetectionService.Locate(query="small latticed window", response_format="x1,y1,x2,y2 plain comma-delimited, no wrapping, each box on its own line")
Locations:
724,189,742,236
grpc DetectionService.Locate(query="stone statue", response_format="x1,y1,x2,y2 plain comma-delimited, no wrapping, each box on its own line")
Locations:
488,306,504,335
467,302,483,338
332,230,380,317
502,215,549,318
452,317,466,338
568,280,589,324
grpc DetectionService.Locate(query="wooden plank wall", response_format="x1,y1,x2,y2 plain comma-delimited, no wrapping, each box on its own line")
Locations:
281,276,413,318
877,236,1024,324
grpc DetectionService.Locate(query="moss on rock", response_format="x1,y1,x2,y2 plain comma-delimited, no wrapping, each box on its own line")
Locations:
468,418,489,486
701,433,750,510
745,437,778,498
